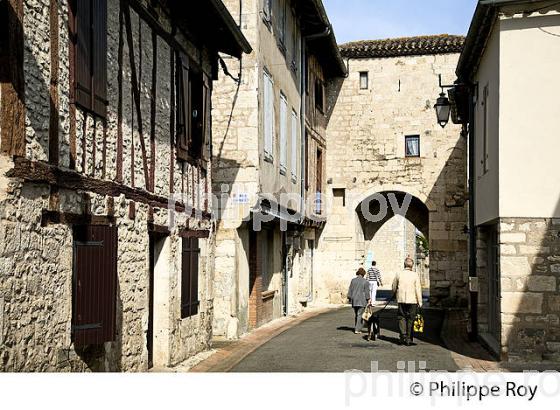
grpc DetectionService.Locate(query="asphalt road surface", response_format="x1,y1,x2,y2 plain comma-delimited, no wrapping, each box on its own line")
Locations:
231,305,459,372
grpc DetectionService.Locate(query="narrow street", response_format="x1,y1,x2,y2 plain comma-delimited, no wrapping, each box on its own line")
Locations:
230,306,458,372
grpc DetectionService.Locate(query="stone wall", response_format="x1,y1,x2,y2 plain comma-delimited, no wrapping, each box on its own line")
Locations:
0,0,216,371
478,218,560,362
316,51,468,306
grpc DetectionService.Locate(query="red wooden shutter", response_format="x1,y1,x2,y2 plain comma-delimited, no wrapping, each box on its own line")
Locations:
92,0,107,118
72,225,118,347
201,74,211,167
176,53,190,161
75,0,92,112
181,237,200,318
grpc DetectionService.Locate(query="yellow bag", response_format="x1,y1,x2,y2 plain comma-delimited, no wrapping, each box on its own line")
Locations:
413,313,424,333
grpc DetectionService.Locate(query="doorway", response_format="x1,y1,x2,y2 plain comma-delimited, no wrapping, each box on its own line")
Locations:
148,233,170,369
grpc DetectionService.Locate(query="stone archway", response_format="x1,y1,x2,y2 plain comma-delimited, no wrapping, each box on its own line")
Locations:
356,190,430,301
314,184,468,308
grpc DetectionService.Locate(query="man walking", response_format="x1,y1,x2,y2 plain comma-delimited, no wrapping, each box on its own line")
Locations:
347,268,371,334
392,257,422,346
367,261,382,304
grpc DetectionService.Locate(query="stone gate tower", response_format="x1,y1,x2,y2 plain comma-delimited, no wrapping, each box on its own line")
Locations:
315,35,468,307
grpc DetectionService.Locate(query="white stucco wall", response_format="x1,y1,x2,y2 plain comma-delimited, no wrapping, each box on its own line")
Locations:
473,23,500,226
498,12,560,218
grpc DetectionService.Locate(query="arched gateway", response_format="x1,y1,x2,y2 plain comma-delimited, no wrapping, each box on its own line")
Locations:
314,35,468,308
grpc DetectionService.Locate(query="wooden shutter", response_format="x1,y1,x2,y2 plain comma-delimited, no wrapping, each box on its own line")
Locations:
92,0,107,118
201,74,211,167
181,237,200,318
176,53,190,161
291,110,298,181
74,0,107,118
316,149,323,214
263,71,274,159
75,0,92,112
304,130,309,190
72,225,117,347
279,93,287,174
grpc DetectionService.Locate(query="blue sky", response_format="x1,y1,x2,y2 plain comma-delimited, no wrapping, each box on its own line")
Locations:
323,0,479,44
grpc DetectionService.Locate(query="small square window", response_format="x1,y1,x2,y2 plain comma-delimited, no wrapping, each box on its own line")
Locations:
359,72,368,90
405,135,420,157
333,188,346,207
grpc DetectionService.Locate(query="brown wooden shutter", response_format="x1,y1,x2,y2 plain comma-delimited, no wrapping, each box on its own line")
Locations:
176,53,190,161
75,0,92,112
72,224,117,347
181,237,200,318
92,0,107,118
74,0,107,118
201,74,211,167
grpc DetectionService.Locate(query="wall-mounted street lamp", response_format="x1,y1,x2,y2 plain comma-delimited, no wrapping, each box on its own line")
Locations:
434,92,451,128
434,74,454,128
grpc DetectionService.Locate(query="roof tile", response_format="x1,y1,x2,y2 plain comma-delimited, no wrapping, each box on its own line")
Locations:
340,34,465,59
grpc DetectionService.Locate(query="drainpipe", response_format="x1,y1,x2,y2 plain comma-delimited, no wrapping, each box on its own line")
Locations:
468,83,478,341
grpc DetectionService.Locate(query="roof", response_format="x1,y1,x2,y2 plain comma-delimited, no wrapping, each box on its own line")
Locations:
457,0,557,81
294,0,347,77
339,34,465,59
166,0,252,59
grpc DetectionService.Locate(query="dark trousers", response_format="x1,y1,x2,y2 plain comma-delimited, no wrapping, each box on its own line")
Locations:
397,303,418,342
353,306,365,332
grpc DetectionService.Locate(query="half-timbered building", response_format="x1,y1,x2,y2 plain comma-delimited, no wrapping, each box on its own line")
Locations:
0,0,250,371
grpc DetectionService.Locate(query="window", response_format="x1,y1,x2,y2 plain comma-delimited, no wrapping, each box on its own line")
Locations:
359,72,369,90
73,0,108,118
176,55,211,164
316,149,323,214
181,237,200,318
290,10,299,71
291,110,298,182
315,79,325,113
304,130,309,190
482,84,489,174
333,188,346,207
278,0,286,48
72,225,117,347
263,70,275,161
279,93,288,174
260,229,274,291
405,135,420,157
263,0,272,22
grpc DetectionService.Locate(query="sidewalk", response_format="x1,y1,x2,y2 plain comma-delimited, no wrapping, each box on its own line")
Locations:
440,309,500,371
171,305,343,373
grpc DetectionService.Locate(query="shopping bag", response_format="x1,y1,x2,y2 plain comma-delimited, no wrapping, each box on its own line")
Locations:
362,305,374,321
413,312,425,333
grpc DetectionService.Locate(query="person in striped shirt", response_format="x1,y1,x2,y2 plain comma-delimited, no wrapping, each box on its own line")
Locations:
367,261,383,304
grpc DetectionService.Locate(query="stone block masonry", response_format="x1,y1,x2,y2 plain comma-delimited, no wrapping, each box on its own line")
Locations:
497,218,560,362
316,41,468,308
0,0,219,371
